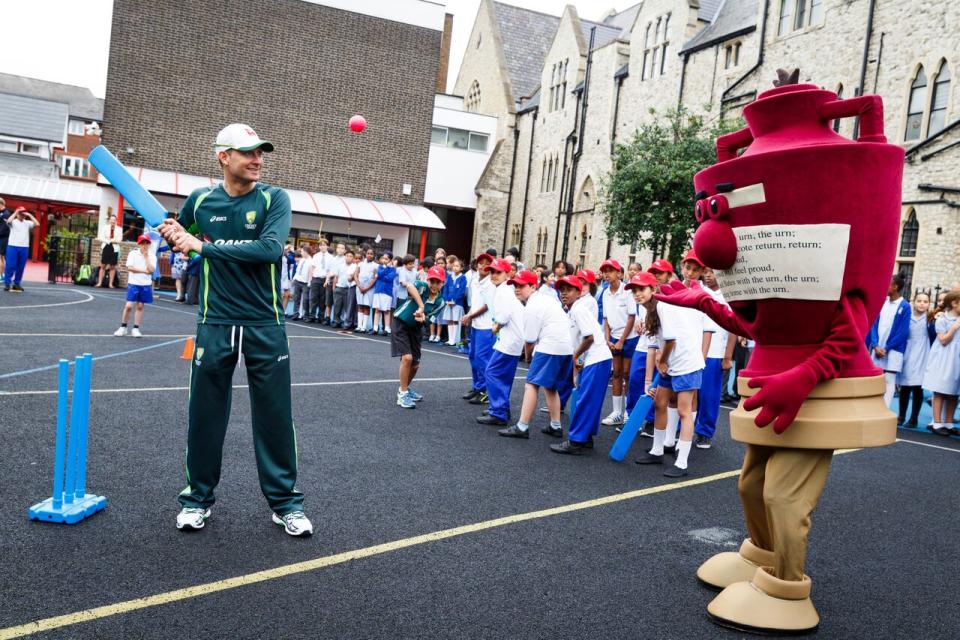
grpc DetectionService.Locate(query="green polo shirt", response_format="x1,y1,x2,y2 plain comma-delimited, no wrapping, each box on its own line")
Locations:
395,281,445,328
178,183,290,326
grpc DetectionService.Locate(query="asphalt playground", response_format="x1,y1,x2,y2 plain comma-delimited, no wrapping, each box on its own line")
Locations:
0,285,958,639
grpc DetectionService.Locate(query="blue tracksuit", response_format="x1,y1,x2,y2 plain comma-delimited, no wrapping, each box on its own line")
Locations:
485,350,519,420
626,350,647,414
568,360,613,442
469,328,495,391
694,357,724,439
4,245,28,286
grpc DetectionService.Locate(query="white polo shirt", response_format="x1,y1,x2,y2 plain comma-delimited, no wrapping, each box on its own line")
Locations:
704,287,728,359
126,249,155,287
356,259,377,288
492,281,524,356
569,296,612,367
7,219,34,247
656,301,706,376
335,262,357,288
633,302,649,354
469,275,495,330
602,282,636,340
524,290,574,355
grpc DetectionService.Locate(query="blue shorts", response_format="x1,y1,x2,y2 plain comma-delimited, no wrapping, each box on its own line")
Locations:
620,335,640,359
526,352,574,391
658,369,703,392
126,284,154,304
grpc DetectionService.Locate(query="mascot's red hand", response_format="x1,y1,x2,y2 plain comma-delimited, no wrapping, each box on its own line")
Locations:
654,280,753,338
743,364,819,433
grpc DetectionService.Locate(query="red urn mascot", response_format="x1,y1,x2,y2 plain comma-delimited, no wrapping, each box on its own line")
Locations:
657,70,904,634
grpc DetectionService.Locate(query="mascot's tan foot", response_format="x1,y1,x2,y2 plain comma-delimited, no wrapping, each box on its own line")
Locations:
696,538,775,590
707,567,819,635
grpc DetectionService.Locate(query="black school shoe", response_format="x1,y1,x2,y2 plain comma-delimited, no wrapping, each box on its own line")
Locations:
11,284,23,292
664,465,689,478
640,421,655,438
540,425,563,438
462,389,480,400
931,425,952,436
635,451,664,465
476,413,508,426
694,435,712,449
469,391,489,405
498,425,529,439
550,439,589,455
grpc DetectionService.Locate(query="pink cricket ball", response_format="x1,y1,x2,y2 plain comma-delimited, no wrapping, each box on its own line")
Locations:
349,115,367,133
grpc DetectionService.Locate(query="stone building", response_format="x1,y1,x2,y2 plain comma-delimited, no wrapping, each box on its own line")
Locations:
457,0,959,293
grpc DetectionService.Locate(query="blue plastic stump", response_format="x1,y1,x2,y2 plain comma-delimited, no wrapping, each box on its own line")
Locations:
28,354,107,524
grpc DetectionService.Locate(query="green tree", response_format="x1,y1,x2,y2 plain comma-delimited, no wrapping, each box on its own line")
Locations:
601,108,740,264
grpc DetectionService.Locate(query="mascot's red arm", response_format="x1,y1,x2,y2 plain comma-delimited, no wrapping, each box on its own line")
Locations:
654,280,754,338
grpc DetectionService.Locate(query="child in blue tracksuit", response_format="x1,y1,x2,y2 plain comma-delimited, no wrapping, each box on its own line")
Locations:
462,253,495,404
476,259,524,426
867,273,912,409
551,275,612,454
442,256,468,346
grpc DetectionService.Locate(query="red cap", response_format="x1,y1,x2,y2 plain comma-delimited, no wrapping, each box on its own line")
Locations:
599,258,623,273
426,266,447,282
136,234,152,245
555,275,583,292
681,249,704,267
647,259,674,274
476,252,494,264
624,272,658,290
576,269,597,284
488,258,512,273
507,269,537,287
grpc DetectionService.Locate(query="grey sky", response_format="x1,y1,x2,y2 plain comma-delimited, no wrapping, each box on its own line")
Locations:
0,0,640,98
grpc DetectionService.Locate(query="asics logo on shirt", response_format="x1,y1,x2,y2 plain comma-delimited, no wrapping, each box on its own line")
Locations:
209,216,228,222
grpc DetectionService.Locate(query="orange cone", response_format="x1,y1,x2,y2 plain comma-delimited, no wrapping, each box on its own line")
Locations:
180,336,195,360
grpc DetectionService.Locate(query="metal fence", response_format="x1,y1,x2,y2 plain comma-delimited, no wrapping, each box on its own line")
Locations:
47,235,92,284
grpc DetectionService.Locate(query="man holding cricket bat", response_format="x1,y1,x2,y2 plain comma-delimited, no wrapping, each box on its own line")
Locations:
158,124,311,537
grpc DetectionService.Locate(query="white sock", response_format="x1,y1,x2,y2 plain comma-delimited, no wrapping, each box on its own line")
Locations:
675,439,693,469
883,372,896,408
517,421,529,432
665,408,679,446
612,395,623,416
651,428,666,455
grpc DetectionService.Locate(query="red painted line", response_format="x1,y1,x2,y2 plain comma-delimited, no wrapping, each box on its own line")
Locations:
397,204,416,225
334,195,354,219
367,200,385,222
306,192,320,214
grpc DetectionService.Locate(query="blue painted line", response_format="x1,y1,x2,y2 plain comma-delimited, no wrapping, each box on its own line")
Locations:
82,288,200,318
0,338,186,381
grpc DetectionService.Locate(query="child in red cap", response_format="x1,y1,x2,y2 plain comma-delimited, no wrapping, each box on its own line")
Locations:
113,234,156,337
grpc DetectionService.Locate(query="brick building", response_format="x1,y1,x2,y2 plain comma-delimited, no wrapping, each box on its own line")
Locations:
99,0,452,257
457,0,959,294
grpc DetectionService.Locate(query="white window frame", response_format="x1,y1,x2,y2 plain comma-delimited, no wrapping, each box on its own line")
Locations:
61,154,91,178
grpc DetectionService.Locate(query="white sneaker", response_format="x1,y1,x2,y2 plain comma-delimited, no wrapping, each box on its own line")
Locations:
113,326,128,337
601,412,624,426
272,511,313,536
131,328,142,337
176,507,210,530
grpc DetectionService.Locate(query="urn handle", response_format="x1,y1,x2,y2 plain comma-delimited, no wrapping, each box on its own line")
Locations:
715,126,754,162
819,95,886,143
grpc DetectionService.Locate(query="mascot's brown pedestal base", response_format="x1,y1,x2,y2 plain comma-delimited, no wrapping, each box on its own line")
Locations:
699,375,896,635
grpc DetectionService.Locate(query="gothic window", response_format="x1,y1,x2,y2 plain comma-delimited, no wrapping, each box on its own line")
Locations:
561,59,568,109
541,157,548,193
724,41,741,70
899,209,919,258
905,67,927,141
928,62,951,137
551,154,560,191
578,224,589,268
545,157,554,193
642,24,651,79
660,14,670,75
535,227,548,265
465,80,481,112
510,224,521,248
897,262,914,297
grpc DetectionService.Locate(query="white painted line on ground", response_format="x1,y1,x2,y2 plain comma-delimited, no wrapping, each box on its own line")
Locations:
0,376,475,396
0,338,187,381
0,333,355,340
896,437,960,453
0,288,93,309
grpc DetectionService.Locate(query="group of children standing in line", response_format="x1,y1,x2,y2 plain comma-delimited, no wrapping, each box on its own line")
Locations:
386,248,734,479
867,274,960,436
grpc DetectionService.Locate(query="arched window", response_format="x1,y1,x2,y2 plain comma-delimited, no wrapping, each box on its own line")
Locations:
578,224,589,268
540,157,548,193
552,154,560,191
833,84,843,132
778,0,794,36
928,62,951,137
545,157,554,193
899,209,919,258
904,67,927,141
465,80,481,112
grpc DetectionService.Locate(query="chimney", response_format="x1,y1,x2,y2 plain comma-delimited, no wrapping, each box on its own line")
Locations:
437,13,454,93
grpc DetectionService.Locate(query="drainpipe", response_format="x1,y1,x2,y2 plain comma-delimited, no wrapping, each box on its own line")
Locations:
561,27,596,261
610,67,628,155
853,0,877,139
517,107,538,258
721,0,769,113
501,125,521,255
553,100,580,264
677,53,689,109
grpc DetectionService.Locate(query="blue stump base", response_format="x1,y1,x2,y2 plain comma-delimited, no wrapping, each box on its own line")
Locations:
28,494,107,524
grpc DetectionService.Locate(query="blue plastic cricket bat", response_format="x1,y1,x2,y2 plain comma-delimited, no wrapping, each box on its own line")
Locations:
88,145,168,227
608,372,660,462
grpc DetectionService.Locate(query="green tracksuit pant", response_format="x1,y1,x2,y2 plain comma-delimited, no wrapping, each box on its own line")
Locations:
178,323,303,514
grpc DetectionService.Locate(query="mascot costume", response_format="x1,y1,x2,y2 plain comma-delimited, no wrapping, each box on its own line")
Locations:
657,69,903,634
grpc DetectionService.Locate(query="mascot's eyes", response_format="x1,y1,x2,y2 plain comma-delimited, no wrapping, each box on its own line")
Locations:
707,195,729,220
695,199,708,223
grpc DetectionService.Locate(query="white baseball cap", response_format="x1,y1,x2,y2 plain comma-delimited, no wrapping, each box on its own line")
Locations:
214,123,274,158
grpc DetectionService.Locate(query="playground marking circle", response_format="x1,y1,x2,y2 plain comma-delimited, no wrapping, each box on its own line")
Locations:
0,288,94,309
